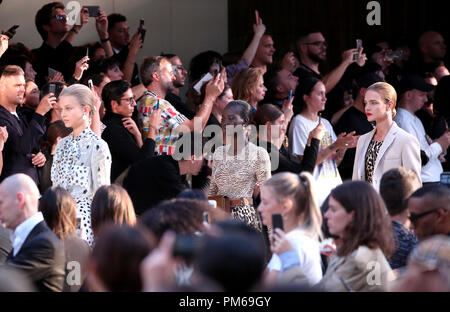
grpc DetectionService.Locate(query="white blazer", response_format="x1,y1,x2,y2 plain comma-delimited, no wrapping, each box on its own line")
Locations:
352,121,422,191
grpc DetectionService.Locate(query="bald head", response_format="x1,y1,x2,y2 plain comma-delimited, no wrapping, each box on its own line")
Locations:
419,31,446,62
0,174,40,230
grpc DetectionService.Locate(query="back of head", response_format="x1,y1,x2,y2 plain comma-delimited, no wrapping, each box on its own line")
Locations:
0,174,40,220
231,67,264,103
380,167,421,216
40,120,71,152
39,187,77,240
262,66,283,98
90,225,152,291
189,50,222,83
295,77,320,113
196,221,265,291
263,172,322,239
253,103,283,126
409,184,450,211
330,181,394,257
101,80,131,112
90,185,136,239
35,2,65,40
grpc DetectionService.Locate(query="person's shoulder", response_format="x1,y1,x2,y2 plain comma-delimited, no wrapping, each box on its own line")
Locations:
26,223,62,250
393,122,419,144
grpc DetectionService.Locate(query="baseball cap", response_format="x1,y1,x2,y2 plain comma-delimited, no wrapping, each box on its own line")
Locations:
397,74,435,95
356,71,384,89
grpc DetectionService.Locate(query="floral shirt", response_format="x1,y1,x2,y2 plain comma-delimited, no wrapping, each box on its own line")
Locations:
138,90,187,155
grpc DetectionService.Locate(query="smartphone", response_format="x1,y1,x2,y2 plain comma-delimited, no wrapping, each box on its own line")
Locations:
318,112,322,124
194,72,213,94
353,39,362,61
86,46,89,58
203,211,210,224
440,172,450,188
173,234,200,260
84,6,100,17
5,25,19,39
155,99,160,110
385,50,403,62
88,79,94,89
272,214,284,231
49,83,56,96
138,18,146,43
288,89,293,101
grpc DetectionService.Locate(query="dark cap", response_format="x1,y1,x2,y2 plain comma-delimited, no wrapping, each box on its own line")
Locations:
356,72,384,89
397,75,435,95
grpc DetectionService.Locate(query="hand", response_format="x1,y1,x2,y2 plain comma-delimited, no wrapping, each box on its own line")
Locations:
73,56,89,81
79,7,90,29
282,96,294,124
281,52,299,73
0,34,8,58
35,93,57,116
95,10,109,39
334,131,358,150
355,48,367,67
147,108,162,138
435,130,450,152
129,32,143,57
140,231,178,292
342,48,359,66
270,228,294,255
0,126,8,152
309,122,325,141
253,10,266,38
320,240,337,258
205,67,226,101
31,152,46,167
253,182,260,198
122,117,141,138
48,72,65,83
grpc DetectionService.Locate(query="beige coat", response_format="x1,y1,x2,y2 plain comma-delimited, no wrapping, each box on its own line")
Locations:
352,122,422,191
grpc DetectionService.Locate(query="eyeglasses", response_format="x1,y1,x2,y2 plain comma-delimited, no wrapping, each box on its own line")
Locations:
409,208,439,224
53,14,67,21
303,41,328,48
120,97,136,105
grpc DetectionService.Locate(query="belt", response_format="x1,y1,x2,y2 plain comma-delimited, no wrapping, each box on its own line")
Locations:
229,197,253,207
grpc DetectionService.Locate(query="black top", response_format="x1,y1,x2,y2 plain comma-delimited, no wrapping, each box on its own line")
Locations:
5,221,65,292
101,111,156,182
0,105,46,185
165,92,195,120
112,46,141,86
293,63,323,81
123,155,188,215
335,106,374,180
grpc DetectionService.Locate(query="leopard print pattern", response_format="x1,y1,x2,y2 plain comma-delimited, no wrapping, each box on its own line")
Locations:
364,140,383,184
231,203,262,231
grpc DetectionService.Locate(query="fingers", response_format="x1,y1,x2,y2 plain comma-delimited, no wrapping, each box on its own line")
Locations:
255,10,260,24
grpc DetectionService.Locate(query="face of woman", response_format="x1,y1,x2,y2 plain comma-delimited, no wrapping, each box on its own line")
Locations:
253,76,267,103
269,114,286,141
364,90,390,122
257,186,284,227
324,196,354,237
59,95,87,129
24,82,40,108
215,88,233,113
305,81,327,113
25,62,37,81
107,65,124,81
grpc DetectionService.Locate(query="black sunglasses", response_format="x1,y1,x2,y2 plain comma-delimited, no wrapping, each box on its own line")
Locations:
409,208,439,224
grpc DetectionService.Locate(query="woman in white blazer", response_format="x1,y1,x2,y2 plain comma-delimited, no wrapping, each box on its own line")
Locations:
352,82,422,191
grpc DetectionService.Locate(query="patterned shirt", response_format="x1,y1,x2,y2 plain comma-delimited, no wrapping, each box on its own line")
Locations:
138,90,187,155
388,221,419,270
364,140,383,184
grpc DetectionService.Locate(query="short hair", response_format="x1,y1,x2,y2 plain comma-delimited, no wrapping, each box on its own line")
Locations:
40,120,71,153
160,52,176,59
330,181,395,257
39,187,77,240
140,56,168,87
380,167,421,216
1,56,31,74
366,82,397,118
91,225,152,291
223,100,253,125
253,103,283,126
263,66,283,97
90,185,137,239
107,13,127,31
231,67,265,103
0,65,24,79
35,2,65,40
59,84,96,116
101,80,131,112
409,184,450,212
81,73,107,88
296,28,322,45
96,57,121,74
189,50,222,83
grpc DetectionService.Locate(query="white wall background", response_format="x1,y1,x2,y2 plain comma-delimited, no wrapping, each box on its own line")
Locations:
0,0,228,83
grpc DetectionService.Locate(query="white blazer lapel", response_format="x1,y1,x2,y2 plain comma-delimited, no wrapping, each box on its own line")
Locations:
357,129,375,179
374,123,398,171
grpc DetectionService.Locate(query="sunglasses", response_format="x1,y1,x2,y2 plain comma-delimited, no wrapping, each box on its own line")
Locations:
409,208,439,224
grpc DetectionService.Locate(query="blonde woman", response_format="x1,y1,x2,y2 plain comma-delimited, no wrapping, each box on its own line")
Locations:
257,172,323,286
353,82,421,191
51,84,111,246
231,67,267,111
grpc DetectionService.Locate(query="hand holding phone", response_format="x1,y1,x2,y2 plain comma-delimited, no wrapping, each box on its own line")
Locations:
272,214,284,231
4,25,19,39
138,18,146,43
88,79,94,89
84,6,100,17
353,39,362,61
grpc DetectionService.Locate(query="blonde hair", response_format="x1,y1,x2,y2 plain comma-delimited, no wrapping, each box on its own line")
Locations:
366,82,397,118
231,67,264,103
263,172,322,239
59,84,96,117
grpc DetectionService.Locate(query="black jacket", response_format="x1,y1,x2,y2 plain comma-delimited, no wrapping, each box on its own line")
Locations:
5,221,65,292
0,105,46,185
101,111,156,181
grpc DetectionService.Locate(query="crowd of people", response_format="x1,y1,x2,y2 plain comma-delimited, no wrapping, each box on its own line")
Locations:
0,2,449,292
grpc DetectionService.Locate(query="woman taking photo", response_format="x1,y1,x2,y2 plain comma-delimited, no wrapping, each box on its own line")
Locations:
318,181,394,291
51,84,112,246
257,172,323,286
289,77,357,205
352,82,421,190
208,100,271,230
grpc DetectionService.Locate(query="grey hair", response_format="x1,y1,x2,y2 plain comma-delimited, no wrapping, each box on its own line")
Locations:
59,84,95,117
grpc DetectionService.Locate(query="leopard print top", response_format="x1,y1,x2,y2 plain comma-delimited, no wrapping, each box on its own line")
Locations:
364,140,383,184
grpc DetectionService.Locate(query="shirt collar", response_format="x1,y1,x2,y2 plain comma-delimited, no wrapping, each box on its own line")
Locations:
72,126,92,142
10,212,44,257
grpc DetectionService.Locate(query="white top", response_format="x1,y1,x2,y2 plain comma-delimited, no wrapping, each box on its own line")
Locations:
10,212,44,257
394,108,443,182
288,114,342,206
267,229,322,286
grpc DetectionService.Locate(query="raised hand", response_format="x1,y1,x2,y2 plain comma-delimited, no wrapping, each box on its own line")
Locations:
73,56,89,81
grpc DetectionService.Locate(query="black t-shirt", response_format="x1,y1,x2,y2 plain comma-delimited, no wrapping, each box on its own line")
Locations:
293,63,323,81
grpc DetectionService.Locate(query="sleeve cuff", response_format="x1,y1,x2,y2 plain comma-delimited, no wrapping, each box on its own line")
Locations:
279,249,300,272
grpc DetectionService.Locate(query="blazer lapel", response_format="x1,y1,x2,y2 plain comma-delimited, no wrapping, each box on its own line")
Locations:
358,129,375,178
374,123,398,171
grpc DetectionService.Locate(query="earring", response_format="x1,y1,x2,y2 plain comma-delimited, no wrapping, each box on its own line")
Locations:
386,109,392,117
82,113,87,121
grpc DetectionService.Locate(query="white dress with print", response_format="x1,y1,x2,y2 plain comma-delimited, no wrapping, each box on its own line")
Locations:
51,127,111,246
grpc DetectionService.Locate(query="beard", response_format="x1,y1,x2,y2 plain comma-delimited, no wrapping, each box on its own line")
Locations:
162,79,175,93
172,78,184,89
308,50,326,64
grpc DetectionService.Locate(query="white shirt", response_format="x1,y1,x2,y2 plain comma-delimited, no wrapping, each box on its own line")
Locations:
394,108,443,182
267,229,323,286
10,212,44,257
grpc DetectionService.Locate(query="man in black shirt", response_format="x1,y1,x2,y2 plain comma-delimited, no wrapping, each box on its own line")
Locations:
335,72,383,180
101,80,159,182
261,66,299,109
